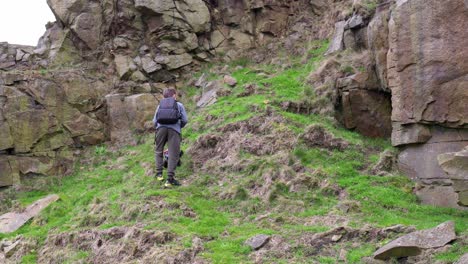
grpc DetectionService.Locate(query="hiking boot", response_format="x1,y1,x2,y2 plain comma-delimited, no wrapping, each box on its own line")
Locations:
164,178,181,188
156,173,164,181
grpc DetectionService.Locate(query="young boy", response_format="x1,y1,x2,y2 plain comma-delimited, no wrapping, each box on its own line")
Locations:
153,88,188,187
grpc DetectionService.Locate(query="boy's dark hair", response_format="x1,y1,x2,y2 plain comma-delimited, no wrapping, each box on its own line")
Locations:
163,88,177,98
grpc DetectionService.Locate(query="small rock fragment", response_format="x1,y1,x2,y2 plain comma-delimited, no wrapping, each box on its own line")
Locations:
326,21,346,55
196,80,223,108
345,15,364,29
245,234,270,250
195,73,207,88
4,239,21,257
15,49,25,61
331,234,342,242
141,55,161,73
370,149,398,176
223,75,237,86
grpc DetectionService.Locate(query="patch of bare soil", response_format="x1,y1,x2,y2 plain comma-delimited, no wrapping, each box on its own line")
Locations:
188,113,297,174
250,235,293,264
37,227,205,264
300,124,349,151
187,112,354,201
0,236,38,264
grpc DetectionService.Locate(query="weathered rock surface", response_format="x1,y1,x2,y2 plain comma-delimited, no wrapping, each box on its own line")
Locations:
398,128,468,181
367,2,392,92
456,253,468,264
114,55,136,80
391,123,432,147
373,221,456,260
385,1,468,203
0,194,60,233
439,146,468,206
323,0,468,208
398,127,468,208
0,157,19,187
388,0,468,128
106,93,159,143
340,89,392,138
0,71,109,184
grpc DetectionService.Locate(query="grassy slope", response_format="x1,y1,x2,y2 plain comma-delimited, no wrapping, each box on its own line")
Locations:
1,41,467,264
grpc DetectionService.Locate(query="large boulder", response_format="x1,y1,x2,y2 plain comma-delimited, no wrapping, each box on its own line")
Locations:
70,11,103,50
47,0,107,50
34,22,84,67
398,127,468,181
175,0,211,33
46,0,86,25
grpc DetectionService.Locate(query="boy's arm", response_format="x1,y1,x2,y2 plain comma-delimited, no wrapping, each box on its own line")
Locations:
179,103,188,128
152,106,159,126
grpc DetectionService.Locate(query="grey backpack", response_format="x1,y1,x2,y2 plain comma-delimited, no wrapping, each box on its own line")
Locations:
156,97,180,124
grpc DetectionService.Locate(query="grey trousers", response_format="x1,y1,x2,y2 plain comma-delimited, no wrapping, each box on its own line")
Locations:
155,127,181,179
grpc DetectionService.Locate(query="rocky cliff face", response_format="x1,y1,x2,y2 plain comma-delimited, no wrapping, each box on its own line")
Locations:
0,0,347,186
0,0,467,208
325,0,468,208
388,0,468,208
